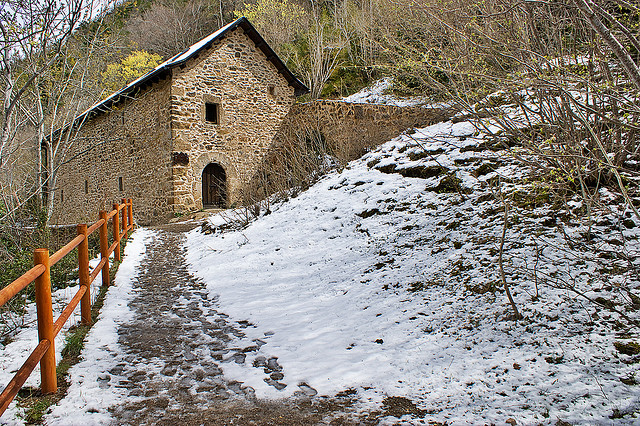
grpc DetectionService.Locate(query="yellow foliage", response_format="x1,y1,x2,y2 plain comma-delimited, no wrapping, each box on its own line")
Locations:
235,0,306,24
101,50,162,93
234,0,308,47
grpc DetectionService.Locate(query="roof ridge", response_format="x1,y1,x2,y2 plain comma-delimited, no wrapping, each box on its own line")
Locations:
55,17,308,136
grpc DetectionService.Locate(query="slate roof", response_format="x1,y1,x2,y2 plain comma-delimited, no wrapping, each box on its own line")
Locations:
70,17,308,126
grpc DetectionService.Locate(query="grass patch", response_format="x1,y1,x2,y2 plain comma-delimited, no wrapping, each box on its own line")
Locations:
614,341,640,356
433,173,466,194
380,396,429,419
18,391,56,424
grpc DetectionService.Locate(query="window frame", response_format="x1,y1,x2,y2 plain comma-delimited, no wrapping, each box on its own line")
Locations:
205,102,219,124
202,95,222,125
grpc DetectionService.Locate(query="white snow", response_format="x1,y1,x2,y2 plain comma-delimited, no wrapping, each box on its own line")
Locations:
3,113,640,424
184,118,640,423
45,228,152,425
0,250,117,424
342,78,436,107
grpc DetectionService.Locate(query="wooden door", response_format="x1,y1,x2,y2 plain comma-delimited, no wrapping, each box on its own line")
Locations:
202,163,226,208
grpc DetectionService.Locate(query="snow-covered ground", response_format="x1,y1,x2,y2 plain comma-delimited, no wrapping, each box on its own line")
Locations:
342,78,433,107
0,230,151,425
1,289,80,424
0,249,121,424
3,114,640,424
184,119,640,423
46,229,151,425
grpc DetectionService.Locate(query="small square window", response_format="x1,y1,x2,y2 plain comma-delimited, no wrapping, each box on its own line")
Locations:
235,52,241,58
205,102,219,124
118,177,124,192
268,85,275,97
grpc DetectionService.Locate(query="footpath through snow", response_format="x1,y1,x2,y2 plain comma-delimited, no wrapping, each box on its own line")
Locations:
45,226,344,425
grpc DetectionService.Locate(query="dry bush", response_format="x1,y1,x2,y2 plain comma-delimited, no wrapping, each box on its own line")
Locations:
240,107,384,209
125,0,222,59
241,124,337,210
373,0,640,212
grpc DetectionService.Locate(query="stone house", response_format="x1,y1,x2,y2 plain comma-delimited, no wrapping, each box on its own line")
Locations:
52,17,453,226
52,17,308,226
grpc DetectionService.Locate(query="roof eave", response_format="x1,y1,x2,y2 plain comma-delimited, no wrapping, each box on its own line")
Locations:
166,17,308,95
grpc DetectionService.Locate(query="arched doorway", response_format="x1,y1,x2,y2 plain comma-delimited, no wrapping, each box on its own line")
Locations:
202,163,227,208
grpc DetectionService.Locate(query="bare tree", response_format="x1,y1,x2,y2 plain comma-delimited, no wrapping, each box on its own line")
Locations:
573,0,640,91
0,0,116,225
305,3,347,99
125,0,221,59
0,0,86,169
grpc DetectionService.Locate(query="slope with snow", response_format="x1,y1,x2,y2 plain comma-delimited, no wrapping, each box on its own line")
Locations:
185,119,640,424
3,114,638,424
342,78,431,107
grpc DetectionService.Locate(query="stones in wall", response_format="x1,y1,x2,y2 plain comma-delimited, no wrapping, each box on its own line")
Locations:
277,100,455,160
242,100,455,203
52,78,173,226
51,24,452,226
52,27,298,226
171,29,296,212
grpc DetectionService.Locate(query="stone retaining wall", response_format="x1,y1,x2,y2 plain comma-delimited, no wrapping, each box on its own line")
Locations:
242,100,455,202
278,100,454,160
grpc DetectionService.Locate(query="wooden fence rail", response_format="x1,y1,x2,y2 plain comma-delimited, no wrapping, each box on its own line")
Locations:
0,199,134,417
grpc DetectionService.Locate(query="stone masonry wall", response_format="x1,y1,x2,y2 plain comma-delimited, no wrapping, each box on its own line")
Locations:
51,78,173,226
242,100,455,201
275,100,455,160
170,29,296,212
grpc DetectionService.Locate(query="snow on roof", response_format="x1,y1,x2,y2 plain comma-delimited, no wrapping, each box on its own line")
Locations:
66,17,308,131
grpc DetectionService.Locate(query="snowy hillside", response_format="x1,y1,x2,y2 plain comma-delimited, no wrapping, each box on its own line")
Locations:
342,78,431,107
4,116,638,425
186,119,640,424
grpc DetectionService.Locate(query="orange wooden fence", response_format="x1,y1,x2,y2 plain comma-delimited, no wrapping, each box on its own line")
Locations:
0,199,134,417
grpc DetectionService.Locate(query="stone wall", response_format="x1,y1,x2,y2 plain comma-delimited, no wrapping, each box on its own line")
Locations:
242,100,455,202
276,100,454,159
170,29,296,212
52,78,173,226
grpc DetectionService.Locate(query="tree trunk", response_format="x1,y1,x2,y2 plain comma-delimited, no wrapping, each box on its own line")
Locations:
35,79,45,210
573,0,640,91
45,140,55,222
0,64,13,168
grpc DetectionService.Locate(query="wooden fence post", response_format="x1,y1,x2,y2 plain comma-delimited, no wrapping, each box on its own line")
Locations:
77,224,91,326
121,198,128,236
99,211,110,287
112,203,121,262
127,199,133,230
33,249,56,394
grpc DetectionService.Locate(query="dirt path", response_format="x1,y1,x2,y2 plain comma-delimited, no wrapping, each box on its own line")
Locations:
109,225,360,425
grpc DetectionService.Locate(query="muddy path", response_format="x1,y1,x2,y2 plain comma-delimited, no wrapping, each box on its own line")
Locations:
110,225,361,425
